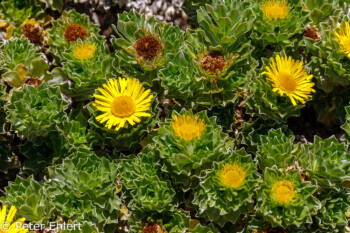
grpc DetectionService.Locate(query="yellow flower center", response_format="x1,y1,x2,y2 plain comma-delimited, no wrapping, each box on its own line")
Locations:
272,180,294,204
74,43,96,60
111,96,136,118
220,163,246,188
171,115,207,141
276,71,298,93
262,0,289,20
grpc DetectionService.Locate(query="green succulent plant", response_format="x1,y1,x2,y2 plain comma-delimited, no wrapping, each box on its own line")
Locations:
192,149,259,226
245,52,313,122
160,28,256,107
153,109,231,189
256,167,320,228
256,128,302,171
48,10,101,62
45,151,122,233
0,0,45,26
6,83,69,141
111,10,184,85
0,176,50,223
251,0,309,56
117,150,176,212
298,136,350,191
191,223,220,233
61,36,115,101
0,83,8,133
181,0,212,26
302,0,345,25
57,109,90,151
128,209,190,233
160,0,257,107
341,104,350,141
315,190,350,231
238,118,291,154
0,38,49,88
303,13,350,93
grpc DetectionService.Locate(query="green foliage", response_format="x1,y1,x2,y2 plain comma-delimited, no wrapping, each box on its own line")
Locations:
192,149,259,226
299,136,350,191
1,176,49,222
245,53,306,122
256,167,320,228
0,38,47,87
128,209,190,233
111,10,184,84
315,190,350,231
251,0,309,54
154,109,231,189
6,83,69,141
257,128,302,170
303,13,350,93
117,150,176,212
61,36,116,101
48,10,101,62
0,0,45,26
45,151,122,232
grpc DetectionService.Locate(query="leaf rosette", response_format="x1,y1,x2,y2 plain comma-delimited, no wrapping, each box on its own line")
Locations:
0,176,50,223
61,36,115,101
160,28,256,107
117,150,176,212
153,109,230,189
303,14,350,93
161,0,257,107
245,52,315,122
251,0,309,54
0,38,50,88
314,190,350,231
48,10,101,62
45,151,122,233
0,0,45,26
192,149,259,226
256,167,320,228
128,209,190,233
6,83,69,141
298,136,350,191
111,10,184,84
256,128,302,171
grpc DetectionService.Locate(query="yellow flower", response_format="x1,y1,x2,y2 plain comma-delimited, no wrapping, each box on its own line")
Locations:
74,43,96,60
171,114,207,141
0,205,28,233
335,21,350,59
220,163,246,188
272,180,294,204
94,77,153,131
261,0,289,20
262,55,315,106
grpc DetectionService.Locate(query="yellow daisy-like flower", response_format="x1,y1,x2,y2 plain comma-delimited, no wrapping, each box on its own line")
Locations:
171,114,207,141
0,205,28,233
272,180,294,204
74,42,96,60
93,77,153,131
335,21,350,59
220,163,246,188
262,55,315,106
261,0,289,20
